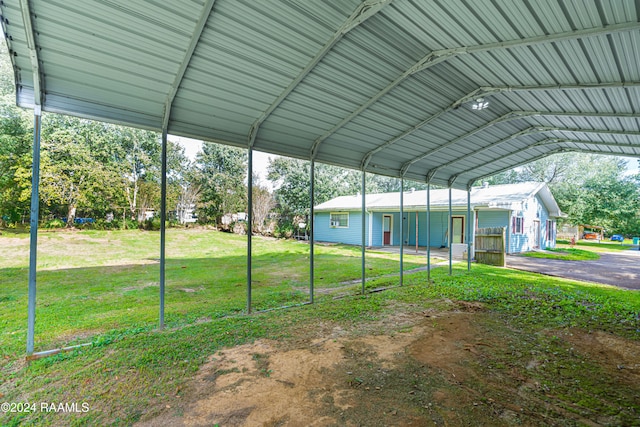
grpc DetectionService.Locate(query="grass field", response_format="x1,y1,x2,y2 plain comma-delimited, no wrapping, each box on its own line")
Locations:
1,229,639,426
521,247,601,261
0,228,429,356
557,238,640,253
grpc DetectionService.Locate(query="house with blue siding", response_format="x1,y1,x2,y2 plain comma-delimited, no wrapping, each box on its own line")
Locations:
314,182,562,255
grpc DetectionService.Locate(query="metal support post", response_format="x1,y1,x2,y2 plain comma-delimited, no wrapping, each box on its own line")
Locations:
400,178,404,286
26,108,42,355
467,187,472,271
159,129,167,329
361,171,366,294
309,160,315,303
427,182,431,283
247,149,253,313
448,187,452,275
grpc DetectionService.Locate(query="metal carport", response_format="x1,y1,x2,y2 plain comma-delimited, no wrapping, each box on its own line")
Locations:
2,0,639,355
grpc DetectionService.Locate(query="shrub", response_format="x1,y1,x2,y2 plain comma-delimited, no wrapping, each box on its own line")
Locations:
142,217,162,231
107,218,138,230
43,218,66,229
274,220,295,239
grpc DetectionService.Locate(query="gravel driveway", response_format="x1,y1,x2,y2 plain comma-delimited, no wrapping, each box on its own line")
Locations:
506,249,640,290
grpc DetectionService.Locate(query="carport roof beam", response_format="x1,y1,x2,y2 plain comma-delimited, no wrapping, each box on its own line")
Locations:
534,138,640,150
409,22,640,76
245,0,393,150
162,0,217,130
530,111,640,119
362,87,485,170
19,0,42,106
534,140,640,157
534,126,640,137
456,137,579,179
566,147,640,157
468,148,569,188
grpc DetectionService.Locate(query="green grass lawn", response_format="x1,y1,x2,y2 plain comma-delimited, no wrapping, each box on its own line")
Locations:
521,247,601,261
0,229,428,356
1,229,639,426
557,238,639,253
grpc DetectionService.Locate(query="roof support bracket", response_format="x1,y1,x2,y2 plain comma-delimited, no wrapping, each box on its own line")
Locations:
361,88,485,170
534,126,640,137
19,0,43,106
425,169,437,184
534,139,640,150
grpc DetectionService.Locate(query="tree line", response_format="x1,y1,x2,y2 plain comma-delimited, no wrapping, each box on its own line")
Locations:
486,154,640,236
0,104,412,234
1,100,638,236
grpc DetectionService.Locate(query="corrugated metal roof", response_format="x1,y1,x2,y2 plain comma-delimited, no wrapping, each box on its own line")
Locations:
2,0,639,190
314,182,562,217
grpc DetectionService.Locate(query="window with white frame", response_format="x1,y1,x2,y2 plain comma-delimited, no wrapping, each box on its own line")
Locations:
512,215,524,234
330,212,349,228
546,219,555,242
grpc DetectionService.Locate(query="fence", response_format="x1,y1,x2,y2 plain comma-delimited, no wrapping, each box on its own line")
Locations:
474,227,506,266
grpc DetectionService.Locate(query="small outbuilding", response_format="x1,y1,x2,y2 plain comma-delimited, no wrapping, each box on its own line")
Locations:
314,182,562,255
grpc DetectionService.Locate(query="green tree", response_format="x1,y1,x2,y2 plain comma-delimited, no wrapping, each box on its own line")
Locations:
553,161,640,235
0,105,32,223
36,115,163,223
195,142,247,223
115,127,161,221
165,140,198,224
39,126,102,223
267,158,348,216
485,153,640,236
267,158,430,217
251,174,275,233
0,40,34,224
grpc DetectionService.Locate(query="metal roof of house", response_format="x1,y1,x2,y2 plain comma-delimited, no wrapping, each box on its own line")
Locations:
3,0,639,189
314,182,562,217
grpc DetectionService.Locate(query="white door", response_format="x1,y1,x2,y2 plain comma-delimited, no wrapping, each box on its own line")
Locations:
383,215,392,245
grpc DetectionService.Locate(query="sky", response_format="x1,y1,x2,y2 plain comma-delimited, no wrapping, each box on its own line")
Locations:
624,157,639,175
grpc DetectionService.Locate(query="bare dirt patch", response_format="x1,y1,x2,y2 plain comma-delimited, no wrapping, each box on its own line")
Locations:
138,306,640,427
